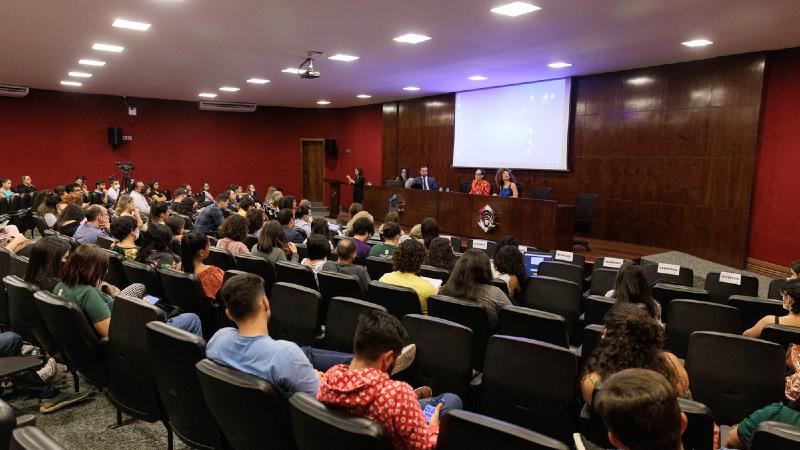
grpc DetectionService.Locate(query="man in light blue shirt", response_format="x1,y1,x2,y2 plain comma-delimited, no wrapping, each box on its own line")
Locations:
73,205,111,245
206,273,353,398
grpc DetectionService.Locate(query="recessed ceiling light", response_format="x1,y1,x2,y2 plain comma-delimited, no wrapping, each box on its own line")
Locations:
112,19,151,31
490,2,542,17
329,54,360,61
92,43,124,52
79,59,105,66
357,94,372,98
247,79,270,84
468,76,488,80
61,81,82,86
682,39,713,47
282,68,301,74
393,34,432,44
317,101,331,105
548,62,572,68
68,72,92,77
403,87,420,91
198,93,217,98
219,87,240,91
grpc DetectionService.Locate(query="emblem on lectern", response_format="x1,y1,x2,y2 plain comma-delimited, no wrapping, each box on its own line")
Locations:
478,205,497,232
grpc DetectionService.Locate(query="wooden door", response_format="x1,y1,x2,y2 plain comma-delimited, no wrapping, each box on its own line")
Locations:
301,139,325,202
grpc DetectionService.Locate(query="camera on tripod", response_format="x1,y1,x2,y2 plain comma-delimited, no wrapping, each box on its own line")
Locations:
116,161,135,171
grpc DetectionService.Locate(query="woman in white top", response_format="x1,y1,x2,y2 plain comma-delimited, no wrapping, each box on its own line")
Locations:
491,246,528,297
37,192,62,228
300,234,329,288
115,194,144,228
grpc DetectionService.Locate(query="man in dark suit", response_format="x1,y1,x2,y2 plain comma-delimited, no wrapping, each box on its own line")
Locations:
277,208,304,244
412,165,437,190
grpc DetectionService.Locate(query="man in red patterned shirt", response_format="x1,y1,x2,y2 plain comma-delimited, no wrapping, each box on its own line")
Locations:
317,310,463,450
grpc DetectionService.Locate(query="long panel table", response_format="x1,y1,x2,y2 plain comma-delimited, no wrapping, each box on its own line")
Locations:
363,186,574,251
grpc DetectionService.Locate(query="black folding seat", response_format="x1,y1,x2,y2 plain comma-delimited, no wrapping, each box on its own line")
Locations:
679,398,717,450
428,294,491,371
122,259,168,300
665,300,741,359
578,324,604,362
8,255,28,279
31,214,49,238
761,323,800,350
0,248,12,330
685,332,784,425
466,239,497,259
159,267,218,340
727,295,785,331
366,281,422,322
645,263,694,287
275,261,318,291
295,243,309,261
324,297,385,353
268,282,321,347
317,271,367,326
3,276,43,350
419,265,450,283
242,234,258,250
531,187,552,200
749,421,800,450
102,249,130,289
196,359,296,450
497,306,569,349
582,295,616,327
440,235,462,253
288,392,392,450
704,272,759,304
96,235,115,250
492,278,510,296
585,268,617,297
437,409,570,450
365,256,393,281
10,427,68,450
537,261,584,288
235,253,278,296
519,276,582,345
768,277,787,300
548,251,585,272
203,247,237,272
652,283,711,318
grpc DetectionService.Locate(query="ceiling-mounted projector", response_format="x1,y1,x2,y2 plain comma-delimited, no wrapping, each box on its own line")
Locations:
299,51,323,79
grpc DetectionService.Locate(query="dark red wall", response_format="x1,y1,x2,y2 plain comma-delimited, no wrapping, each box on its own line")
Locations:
748,47,800,267
0,89,382,206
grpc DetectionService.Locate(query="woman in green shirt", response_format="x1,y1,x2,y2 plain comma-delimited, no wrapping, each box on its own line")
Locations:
726,400,800,448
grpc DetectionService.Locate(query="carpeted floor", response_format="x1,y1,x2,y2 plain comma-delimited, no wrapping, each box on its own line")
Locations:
4,364,186,450
640,251,776,298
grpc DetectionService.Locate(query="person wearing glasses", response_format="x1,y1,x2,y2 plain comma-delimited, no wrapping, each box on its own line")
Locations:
73,205,112,245
469,168,491,195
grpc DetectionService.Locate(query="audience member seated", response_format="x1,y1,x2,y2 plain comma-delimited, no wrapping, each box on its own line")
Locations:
74,205,111,245
24,236,71,293
0,224,31,254
581,304,690,405
236,196,255,217
246,184,258,202
308,217,334,250
194,192,228,233
346,202,362,225
107,179,120,202
378,211,403,234
148,180,167,203
146,201,170,229
61,192,84,208
52,203,85,237
409,224,423,243
216,214,251,256
318,310,461,449
380,239,437,314
109,216,140,261
469,168,491,195
277,208,304,244
169,188,188,212
299,199,312,219
129,181,151,216
0,177,17,198
251,220,299,268
495,235,533,276
115,193,145,229
792,260,800,280
31,190,50,216
176,196,197,223
608,260,662,322
74,176,89,195
64,182,82,195
245,208,265,237
165,215,186,245
94,180,109,204
493,168,518,197
491,246,528,297
439,249,512,332
425,237,456,272
226,189,239,211
202,182,214,203
55,244,202,338
743,278,800,338
420,217,439,249
277,195,296,211
0,331,90,413
37,192,61,227
594,368,689,450
300,234,330,286
206,273,353,398
135,223,181,269
181,183,193,195
16,175,37,194
265,190,282,220
726,398,800,449
322,238,371,289
294,206,311,237
182,232,224,300
351,217,375,265
370,221,402,258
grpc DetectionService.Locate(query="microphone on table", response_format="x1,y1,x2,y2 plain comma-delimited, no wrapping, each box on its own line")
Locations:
523,180,537,197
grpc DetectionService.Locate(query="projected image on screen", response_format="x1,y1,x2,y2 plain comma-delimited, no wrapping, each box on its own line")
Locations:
453,77,571,171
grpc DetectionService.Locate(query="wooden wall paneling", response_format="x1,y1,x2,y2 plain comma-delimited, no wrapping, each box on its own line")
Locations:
659,108,711,157
397,126,424,156
582,113,623,157
655,157,705,206
607,200,657,246
706,104,761,157
383,102,398,128
381,127,397,183
621,68,667,112
424,94,455,127
702,157,757,211
697,208,749,267
664,59,714,109
711,52,767,107
437,192,472,236
578,73,624,115
570,115,586,158
620,111,663,157
398,98,427,128
654,204,704,253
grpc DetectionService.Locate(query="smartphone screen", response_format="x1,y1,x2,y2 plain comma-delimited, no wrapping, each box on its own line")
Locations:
144,295,160,305
422,397,443,423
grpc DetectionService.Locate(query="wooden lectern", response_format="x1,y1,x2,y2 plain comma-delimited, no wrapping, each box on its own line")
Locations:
324,179,343,219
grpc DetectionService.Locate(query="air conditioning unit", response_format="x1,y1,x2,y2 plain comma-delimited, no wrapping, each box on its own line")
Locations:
198,101,257,113
0,84,29,97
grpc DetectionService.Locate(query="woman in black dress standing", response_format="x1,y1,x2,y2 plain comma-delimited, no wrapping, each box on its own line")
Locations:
346,167,365,204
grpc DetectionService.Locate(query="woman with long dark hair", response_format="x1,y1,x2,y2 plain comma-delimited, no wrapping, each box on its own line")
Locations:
580,304,690,404
147,201,170,228
202,182,214,202
310,217,334,249
37,192,61,227
494,168,518,198
148,180,167,202
396,166,411,186
251,220,299,269
346,167,365,204
181,232,224,300
609,260,661,322
420,217,439,249
439,249,512,331
52,203,85,237
492,245,528,296
425,237,457,272
136,223,181,269
24,236,71,292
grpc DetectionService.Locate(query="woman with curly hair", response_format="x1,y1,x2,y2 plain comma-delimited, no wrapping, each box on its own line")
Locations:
379,239,437,314
439,249,512,331
245,208,265,235
492,245,528,296
216,214,250,256
580,304,690,404
425,237,456,272
608,260,662,322
494,168,518,197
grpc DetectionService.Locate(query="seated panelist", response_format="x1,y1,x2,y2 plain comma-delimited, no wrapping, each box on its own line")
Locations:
412,165,437,190
469,169,491,195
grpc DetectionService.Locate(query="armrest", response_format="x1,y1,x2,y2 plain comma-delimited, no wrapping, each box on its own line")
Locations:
469,372,483,412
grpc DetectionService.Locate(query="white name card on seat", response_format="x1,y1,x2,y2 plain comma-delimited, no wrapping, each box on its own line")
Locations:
603,258,624,269
518,245,528,254
719,272,742,285
657,263,680,276
555,250,573,262
472,240,488,250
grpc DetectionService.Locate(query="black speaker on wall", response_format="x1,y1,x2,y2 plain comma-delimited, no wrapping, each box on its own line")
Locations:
324,139,337,158
108,127,123,150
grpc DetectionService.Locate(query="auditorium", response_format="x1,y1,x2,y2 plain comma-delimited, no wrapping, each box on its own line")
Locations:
1,0,799,448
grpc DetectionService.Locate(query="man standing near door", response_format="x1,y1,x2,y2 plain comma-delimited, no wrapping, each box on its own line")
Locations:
412,166,437,191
